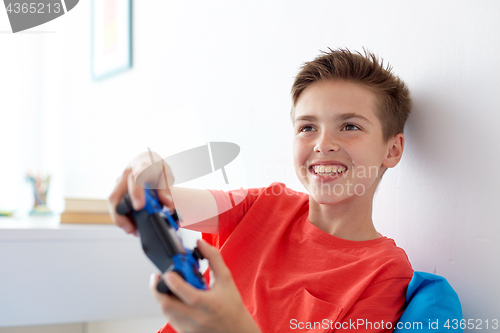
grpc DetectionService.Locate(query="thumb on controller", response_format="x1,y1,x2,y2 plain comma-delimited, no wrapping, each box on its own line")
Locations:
157,190,175,211
196,239,232,284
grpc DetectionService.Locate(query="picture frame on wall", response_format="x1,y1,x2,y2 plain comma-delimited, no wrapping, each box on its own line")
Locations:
91,0,132,80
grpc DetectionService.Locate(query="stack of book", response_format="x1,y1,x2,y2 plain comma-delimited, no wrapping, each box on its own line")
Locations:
60,198,113,224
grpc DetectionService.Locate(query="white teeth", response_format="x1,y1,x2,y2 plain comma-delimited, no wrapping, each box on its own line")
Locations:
312,165,347,175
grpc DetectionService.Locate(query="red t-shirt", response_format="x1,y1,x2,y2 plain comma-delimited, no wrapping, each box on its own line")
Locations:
159,182,413,332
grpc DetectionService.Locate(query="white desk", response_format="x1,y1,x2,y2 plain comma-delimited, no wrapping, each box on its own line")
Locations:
0,215,170,327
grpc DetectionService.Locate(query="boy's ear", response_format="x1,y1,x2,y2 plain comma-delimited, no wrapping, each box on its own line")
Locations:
382,133,405,169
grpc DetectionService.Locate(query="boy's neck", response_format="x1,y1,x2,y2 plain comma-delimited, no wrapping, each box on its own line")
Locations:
308,194,380,241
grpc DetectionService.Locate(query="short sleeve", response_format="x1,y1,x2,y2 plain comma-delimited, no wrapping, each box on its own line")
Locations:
203,186,266,249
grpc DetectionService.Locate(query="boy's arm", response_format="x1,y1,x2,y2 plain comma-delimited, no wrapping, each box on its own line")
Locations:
170,186,218,234
108,151,219,235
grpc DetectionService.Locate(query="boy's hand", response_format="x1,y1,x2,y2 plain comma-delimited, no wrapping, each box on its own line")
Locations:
149,239,261,333
108,151,175,236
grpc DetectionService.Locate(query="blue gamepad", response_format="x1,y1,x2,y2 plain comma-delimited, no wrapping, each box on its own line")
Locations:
116,187,207,295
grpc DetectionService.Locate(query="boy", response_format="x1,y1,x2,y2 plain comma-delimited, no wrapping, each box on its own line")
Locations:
109,48,414,332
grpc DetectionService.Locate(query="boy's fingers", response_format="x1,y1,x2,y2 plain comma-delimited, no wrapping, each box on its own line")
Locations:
108,168,136,235
128,171,145,210
111,211,136,235
161,160,175,188
149,273,187,313
157,190,175,211
149,274,204,333
197,239,231,283
164,272,204,306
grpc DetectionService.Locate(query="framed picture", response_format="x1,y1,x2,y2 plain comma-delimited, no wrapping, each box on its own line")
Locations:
91,0,132,80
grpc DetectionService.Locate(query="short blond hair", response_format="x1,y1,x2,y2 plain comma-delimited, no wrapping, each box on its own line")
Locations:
291,47,412,144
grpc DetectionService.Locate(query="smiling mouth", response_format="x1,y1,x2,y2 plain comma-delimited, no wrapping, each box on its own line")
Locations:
309,165,348,177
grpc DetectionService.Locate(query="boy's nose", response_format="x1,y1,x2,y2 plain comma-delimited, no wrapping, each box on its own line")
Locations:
314,134,340,153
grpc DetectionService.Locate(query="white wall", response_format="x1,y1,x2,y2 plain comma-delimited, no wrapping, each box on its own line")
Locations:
0,26,43,213
1,0,500,331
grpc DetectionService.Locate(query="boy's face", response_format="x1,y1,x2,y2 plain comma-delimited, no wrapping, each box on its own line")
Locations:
292,79,401,204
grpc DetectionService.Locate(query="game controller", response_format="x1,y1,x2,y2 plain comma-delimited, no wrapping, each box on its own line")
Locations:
116,186,207,295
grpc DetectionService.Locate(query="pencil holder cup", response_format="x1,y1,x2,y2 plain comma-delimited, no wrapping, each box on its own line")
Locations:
26,172,53,216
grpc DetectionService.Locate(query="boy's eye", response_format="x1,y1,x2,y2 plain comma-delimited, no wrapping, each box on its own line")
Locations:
299,125,315,132
343,123,361,131
298,124,361,132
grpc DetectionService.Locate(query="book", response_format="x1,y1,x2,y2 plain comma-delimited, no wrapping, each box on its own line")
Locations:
63,197,109,213
60,212,113,224
60,198,113,224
